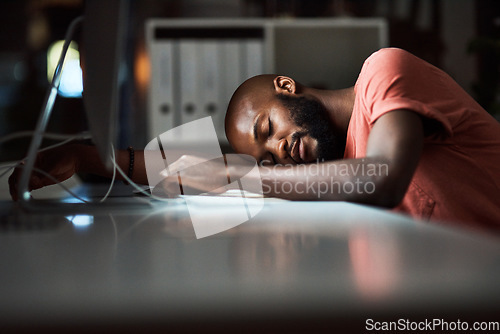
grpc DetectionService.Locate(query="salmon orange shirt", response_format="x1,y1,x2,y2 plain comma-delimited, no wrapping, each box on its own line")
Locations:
345,48,500,231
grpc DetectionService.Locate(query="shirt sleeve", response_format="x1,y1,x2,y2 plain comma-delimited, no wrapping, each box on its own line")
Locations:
356,48,453,137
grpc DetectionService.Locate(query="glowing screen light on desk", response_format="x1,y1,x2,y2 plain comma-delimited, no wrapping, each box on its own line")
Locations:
47,40,83,98
66,215,94,230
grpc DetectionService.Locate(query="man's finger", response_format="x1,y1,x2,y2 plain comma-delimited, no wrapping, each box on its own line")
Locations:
8,163,24,201
152,175,183,198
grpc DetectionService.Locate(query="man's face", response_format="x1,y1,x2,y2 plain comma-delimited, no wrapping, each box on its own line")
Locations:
227,94,344,165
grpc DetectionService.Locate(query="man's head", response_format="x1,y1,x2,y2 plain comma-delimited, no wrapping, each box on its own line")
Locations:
225,75,345,165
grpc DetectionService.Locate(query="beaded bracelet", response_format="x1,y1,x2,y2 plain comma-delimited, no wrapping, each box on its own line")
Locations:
125,146,134,184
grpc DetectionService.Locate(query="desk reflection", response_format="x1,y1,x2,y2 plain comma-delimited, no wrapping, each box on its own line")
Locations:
1,200,499,331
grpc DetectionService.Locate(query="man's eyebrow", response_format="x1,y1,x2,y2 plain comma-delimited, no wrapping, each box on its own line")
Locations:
253,115,260,142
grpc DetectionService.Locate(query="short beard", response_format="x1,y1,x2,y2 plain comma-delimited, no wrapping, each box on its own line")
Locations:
277,93,345,161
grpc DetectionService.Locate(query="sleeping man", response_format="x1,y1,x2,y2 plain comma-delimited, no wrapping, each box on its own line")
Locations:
9,48,500,231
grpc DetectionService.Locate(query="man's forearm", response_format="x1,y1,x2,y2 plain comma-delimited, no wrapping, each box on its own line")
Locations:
77,145,404,207
239,157,399,206
76,144,149,185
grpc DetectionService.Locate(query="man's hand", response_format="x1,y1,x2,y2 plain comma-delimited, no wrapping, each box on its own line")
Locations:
153,155,230,198
152,154,259,198
8,144,83,201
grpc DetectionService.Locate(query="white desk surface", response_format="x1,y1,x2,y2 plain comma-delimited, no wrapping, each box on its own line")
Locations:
0,170,499,332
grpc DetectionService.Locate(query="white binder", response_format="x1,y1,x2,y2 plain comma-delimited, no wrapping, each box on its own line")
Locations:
199,40,224,141
220,40,243,123
179,40,200,140
244,39,264,81
149,41,175,138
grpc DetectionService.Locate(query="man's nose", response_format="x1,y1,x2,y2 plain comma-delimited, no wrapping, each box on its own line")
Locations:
267,137,288,161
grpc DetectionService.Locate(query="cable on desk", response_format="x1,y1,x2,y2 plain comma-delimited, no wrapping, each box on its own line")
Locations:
99,144,117,203
109,145,168,202
0,164,90,203
1,131,172,203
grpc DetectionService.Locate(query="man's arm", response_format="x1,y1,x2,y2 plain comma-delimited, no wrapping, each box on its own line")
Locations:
8,144,149,201
240,109,424,207
10,110,423,206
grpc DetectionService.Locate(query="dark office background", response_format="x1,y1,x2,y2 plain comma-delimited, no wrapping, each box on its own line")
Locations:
0,0,499,162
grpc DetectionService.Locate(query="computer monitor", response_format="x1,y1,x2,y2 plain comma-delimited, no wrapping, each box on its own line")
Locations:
18,0,129,208
81,0,128,169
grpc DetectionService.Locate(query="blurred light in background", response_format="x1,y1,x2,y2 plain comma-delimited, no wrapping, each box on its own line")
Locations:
134,46,151,95
47,40,83,98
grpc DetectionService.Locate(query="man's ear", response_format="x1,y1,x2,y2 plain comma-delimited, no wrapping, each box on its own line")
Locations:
273,76,296,94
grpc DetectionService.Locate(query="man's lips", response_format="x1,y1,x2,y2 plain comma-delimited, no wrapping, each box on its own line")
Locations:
299,138,305,161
